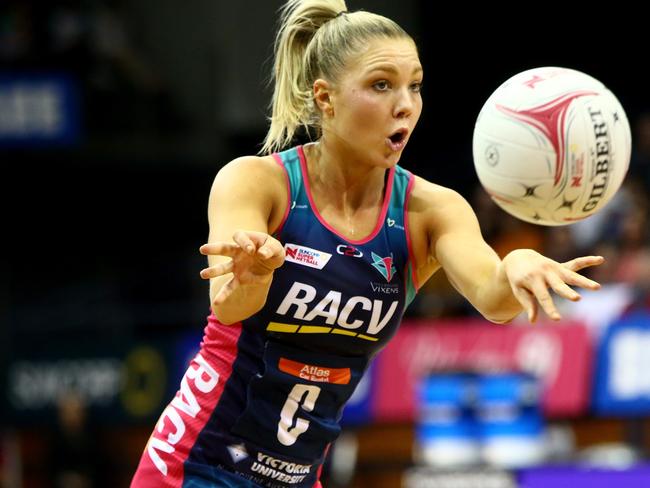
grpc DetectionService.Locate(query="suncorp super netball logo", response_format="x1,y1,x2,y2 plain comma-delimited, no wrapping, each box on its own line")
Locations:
284,244,332,270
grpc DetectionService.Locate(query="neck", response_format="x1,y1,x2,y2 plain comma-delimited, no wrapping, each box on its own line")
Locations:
304,140,388,212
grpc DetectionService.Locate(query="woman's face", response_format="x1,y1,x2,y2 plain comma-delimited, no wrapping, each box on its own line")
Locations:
322,37,423,167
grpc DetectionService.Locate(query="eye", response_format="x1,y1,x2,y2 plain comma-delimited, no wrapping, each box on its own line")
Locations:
373,80,390,91
410,81,423,93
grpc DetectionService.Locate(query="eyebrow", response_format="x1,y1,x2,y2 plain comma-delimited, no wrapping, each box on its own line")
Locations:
366,65,423,76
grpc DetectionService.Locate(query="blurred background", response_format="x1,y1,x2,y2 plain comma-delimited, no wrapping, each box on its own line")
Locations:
2,1,650,487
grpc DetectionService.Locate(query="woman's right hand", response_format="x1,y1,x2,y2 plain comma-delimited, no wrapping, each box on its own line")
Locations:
199,230,285,305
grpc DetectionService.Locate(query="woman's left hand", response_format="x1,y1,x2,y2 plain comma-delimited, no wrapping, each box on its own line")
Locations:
502,249,604,323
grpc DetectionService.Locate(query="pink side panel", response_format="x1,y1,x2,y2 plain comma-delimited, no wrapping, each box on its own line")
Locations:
130,316,242,487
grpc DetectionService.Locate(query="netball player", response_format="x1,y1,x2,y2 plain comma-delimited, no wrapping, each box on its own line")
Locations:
131,1,602,486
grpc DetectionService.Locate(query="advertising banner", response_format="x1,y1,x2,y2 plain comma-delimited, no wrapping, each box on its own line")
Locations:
593,312,650,415
374,319,593,419
4,338,173,426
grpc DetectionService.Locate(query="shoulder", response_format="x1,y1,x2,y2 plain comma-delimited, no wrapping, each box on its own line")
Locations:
212,154,286,197
216,154,285,184
209,154,289,225
408,174,480,237
409,175,472,215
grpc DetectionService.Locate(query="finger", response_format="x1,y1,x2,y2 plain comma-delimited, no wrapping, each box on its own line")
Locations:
200,260,234,279
258,249,273,260
512,286,538,323
257,241,280,260
256,246,271,259
200,242,241,257
529,279,561,321
559,268,601,290
233,231,257,254
246,231,272,248
212,276,239,305
545,272,581,301
562,256,604,272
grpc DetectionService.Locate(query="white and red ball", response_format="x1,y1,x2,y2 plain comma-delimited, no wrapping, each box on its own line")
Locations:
472,66,631,226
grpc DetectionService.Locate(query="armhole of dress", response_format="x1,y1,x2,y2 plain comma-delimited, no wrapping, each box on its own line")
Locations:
403,171,420,294
271,152,292,236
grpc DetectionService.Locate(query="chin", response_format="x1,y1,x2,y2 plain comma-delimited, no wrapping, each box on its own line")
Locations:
381,150,403,167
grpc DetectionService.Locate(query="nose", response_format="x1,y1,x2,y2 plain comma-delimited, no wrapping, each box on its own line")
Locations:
393,87,415,119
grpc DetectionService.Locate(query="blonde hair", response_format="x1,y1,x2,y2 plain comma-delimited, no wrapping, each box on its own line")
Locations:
260,0,412,154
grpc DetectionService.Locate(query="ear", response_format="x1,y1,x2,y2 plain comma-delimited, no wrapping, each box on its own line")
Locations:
313,79,334,117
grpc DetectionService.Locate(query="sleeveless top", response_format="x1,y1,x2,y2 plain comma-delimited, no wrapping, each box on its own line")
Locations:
185,145,419,487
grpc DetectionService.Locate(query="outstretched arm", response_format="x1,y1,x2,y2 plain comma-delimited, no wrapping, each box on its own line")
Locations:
199,157,287,324
425,185,602,323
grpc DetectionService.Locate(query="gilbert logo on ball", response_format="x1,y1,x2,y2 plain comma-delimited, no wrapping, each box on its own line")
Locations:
472,67,631,226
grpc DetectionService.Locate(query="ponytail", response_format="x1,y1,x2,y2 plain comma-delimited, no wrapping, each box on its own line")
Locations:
261,0,346,154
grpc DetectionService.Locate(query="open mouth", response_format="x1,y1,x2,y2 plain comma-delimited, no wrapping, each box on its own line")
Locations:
389,129,407,144
387,128,408,150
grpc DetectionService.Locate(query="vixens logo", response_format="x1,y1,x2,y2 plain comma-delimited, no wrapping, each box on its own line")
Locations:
371,252,396,282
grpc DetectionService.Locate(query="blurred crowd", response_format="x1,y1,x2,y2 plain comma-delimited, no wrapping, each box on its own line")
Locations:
1,0,185,136
5,2,650,336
